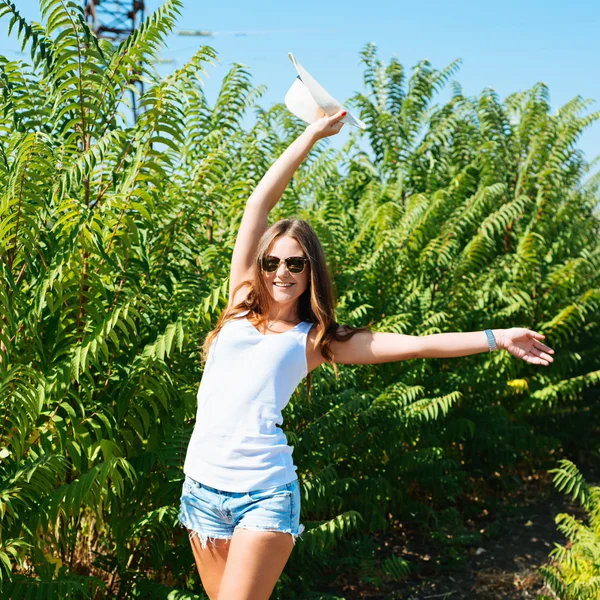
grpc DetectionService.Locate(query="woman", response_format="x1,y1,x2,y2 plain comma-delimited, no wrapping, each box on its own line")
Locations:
178,109,555,600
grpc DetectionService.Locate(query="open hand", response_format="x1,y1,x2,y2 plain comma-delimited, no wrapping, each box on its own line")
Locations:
500,328,555,365
306,108,347,140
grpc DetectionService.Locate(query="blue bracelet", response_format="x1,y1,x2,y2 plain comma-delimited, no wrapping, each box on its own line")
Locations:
484,329,497,352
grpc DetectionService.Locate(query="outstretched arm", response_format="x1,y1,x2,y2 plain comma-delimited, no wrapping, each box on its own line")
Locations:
329,327,554,366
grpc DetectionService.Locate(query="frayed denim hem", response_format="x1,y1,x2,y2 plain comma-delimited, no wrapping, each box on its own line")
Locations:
179,520,233,550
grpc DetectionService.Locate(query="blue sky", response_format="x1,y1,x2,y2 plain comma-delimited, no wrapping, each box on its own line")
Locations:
2,0,599,167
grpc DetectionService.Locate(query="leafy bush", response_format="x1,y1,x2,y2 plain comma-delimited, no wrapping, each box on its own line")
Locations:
0,0,599,597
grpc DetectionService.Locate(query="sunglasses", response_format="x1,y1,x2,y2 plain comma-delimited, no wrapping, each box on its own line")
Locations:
261,255,309,274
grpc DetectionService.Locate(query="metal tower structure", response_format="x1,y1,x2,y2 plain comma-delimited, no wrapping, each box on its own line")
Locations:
83,0,145,40
83,0,146,121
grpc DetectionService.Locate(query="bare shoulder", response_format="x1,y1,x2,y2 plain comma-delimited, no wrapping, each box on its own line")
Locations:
306,323,324,374
306,323,348,375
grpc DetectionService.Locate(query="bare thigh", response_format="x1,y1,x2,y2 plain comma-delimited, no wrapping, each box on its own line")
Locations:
188,530,231,600
217,528,294,600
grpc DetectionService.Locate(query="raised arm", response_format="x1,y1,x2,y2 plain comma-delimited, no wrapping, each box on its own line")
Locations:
246,108,348,213
228,110,347,306
328,327,554,366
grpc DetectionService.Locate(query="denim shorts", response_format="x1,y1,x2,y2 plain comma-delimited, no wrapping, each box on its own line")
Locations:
178,475,305,550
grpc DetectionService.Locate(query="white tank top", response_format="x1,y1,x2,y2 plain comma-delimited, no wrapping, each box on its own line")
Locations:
183,309,314,492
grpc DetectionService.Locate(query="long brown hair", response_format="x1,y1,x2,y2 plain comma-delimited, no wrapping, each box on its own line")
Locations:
201,218,373,403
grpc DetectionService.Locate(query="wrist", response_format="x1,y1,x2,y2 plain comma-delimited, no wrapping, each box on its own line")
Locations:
303,125,321,144
491,329,505,350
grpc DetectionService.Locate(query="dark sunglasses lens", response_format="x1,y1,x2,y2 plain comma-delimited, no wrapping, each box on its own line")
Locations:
287,258,305,273
262,257,279,272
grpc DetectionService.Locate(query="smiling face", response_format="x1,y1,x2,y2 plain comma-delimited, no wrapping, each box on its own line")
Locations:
262,235,311,310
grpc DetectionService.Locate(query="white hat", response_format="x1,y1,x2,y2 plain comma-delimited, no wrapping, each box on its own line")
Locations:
284,52,366,130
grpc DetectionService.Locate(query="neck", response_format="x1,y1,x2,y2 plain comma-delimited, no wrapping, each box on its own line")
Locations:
266,305,299,323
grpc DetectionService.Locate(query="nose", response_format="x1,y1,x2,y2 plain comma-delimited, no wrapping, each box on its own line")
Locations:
276,261,291,276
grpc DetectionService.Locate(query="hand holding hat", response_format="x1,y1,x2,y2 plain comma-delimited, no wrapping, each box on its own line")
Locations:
284,52,366,133
306,108,348,140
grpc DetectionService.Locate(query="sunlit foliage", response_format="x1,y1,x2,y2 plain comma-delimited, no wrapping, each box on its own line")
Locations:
0,0,599,597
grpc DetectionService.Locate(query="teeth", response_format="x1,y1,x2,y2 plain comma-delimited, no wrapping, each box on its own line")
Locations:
274,283,293,287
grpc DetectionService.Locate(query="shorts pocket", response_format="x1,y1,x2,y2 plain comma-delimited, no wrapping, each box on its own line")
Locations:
247,484,292,502
182,476,206,500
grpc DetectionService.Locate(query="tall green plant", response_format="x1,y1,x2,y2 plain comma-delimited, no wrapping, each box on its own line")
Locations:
0,1,599,598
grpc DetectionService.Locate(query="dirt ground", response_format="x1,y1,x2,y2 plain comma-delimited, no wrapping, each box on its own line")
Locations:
325,470,589,599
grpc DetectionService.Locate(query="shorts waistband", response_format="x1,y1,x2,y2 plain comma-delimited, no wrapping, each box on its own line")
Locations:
185,475,298,496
